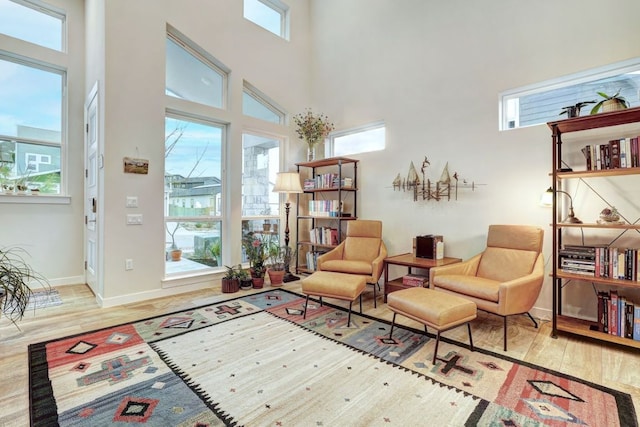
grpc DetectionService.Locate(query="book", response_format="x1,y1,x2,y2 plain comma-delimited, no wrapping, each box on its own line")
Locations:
402,274,428,287
634,304,640,341
609,291,618,336
609,139,621,169
625,302,634,339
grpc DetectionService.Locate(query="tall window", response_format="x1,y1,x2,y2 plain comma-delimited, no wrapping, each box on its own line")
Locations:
165,115,223,274
241,132,281,261
500,57,640,130
0,0,64,51
166,27,228,109
330,122,385,157
243,0,289,40
0,56,64,194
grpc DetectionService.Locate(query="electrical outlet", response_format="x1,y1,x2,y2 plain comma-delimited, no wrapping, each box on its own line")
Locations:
126,214,143,225
126,196,138,208
125,259,133,270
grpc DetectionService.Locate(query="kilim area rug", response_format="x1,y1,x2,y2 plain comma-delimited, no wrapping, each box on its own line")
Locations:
29,289,637,426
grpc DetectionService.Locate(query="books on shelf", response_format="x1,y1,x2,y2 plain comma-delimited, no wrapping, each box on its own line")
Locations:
581,136,640,171
308,200,341,217
305,249,327,271
308,227,338,246
559,245,639,281
303,173,353,190
596,290,640,341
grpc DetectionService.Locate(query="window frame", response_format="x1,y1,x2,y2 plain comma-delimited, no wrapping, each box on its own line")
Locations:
242,80,286,125
0,0,66,52
243,0,290,40
499,57,640,131
328,121,386,157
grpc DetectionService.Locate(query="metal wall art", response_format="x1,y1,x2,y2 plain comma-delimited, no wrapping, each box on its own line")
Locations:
392,156,481,202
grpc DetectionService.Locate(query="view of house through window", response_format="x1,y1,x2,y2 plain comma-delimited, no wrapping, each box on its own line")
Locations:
165,116,223,274
501,58,640,130
0,56,63,194
241,132,281,262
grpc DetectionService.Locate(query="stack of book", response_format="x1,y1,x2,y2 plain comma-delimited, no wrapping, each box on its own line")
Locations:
305,250,327,271
559,245,597,276
597,290,640,340
402,274,428,287
581,137,640,170
309,227,338,246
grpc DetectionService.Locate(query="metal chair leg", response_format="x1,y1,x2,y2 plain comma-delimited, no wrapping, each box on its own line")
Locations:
526,312,538,328
347,301,353,327
303,295,310,319
359,294,363,313
503,316,507,352
433,331,441,365
467,323,474,352
389,313,397,338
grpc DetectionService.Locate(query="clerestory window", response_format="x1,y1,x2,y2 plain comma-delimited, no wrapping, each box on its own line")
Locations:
500,57,640,130
0,0,65,51
243,0,289,40
242,81,285,124
329,122,386,157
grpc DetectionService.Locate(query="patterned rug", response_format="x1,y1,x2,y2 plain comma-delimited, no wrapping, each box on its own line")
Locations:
26,288,63,311
29,289,637,426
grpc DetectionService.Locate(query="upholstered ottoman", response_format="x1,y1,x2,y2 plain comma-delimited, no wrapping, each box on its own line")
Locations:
387,287,477,364
302,271,366,327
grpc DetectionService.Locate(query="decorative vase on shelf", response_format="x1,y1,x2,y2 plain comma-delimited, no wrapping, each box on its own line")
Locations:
307,144,316,162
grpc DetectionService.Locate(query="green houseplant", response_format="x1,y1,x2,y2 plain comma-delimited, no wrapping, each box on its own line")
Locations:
590,90,629,114
221,264,241,293
266,243,286,286
242,232,267,288
0,246,50,328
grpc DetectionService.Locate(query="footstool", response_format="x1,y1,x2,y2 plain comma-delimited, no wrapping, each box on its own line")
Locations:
302,271,366,327
387,287,477,364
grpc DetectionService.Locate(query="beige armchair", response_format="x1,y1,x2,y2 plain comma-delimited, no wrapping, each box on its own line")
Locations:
429,224,544,351
316,220,387,307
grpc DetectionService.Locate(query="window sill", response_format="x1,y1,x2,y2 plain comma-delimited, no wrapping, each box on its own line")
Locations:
0,193,71,204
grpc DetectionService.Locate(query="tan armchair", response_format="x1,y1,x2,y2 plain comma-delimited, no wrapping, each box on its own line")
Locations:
316,220,387,307
429,224,544,351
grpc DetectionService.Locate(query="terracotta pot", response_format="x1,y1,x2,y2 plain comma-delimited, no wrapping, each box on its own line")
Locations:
221,278,239,293
252,277,265,288
268,268,285,286
170,249,182,262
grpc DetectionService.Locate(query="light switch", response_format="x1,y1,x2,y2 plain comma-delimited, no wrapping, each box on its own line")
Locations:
126,214,143,225
126,196,138,208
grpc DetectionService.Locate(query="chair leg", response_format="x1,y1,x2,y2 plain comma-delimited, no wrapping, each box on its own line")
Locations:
359,294,363,314
503,316,507,352
389,313,396,339
347,301,353,327
319,296,323,307
433,331,441,365
467,323,474,352
303,295,310,319
373,282,377,308
526,312,538,328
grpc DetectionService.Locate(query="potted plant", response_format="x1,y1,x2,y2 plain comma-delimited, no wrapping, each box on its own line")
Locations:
590,90,629,114
242,232,268,288
293,109,335,161
237,268,253,290
0,246,50,329
559,101,595,118
166,222,182,261
221,264,240,293
267,243,286,286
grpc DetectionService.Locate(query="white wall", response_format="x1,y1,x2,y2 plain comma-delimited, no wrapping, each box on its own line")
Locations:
309,0,640,320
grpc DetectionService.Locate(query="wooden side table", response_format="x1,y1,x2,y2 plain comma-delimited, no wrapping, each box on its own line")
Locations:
383,253,462,302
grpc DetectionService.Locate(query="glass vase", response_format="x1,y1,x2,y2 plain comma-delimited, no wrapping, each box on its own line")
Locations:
307,145,316,162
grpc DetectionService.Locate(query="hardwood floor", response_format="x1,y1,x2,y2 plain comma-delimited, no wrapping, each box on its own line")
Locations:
1,282,639,426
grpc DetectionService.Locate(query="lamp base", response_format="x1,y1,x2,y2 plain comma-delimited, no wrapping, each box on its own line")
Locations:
283,272,300,283
563,216,583,224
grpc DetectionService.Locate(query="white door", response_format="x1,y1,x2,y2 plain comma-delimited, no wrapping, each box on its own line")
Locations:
85,84,100,295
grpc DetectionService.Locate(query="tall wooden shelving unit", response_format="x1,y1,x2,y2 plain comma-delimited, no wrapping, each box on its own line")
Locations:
294,157,358,275
549,106,640,349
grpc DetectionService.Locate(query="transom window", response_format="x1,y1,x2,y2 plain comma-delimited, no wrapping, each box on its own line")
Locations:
166,27,229,109
242,81,285,124
243,0,289,40
0,0,64,51
500,57,640,130
330,122,385,157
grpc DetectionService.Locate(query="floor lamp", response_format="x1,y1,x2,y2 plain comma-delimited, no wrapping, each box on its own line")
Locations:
273,172,303,282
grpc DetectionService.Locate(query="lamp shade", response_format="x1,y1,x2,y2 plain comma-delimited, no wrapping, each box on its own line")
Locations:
540,187,554,207
273,172,303,193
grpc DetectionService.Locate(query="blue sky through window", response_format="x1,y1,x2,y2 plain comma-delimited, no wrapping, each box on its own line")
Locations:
0,0,63,51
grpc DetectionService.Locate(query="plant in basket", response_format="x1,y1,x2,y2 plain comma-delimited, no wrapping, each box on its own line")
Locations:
221,264,240,293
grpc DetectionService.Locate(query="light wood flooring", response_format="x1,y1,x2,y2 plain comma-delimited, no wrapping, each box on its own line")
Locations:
1,281,639,426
